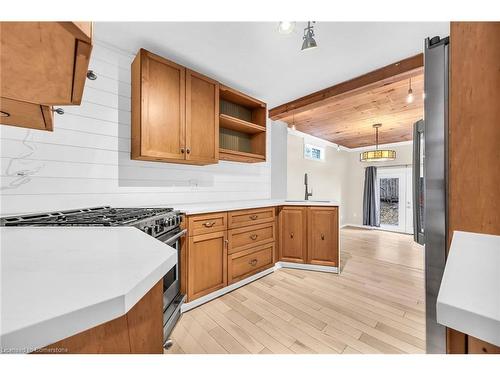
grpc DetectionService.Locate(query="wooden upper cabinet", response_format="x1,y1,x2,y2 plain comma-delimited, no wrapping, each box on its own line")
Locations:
278,207,307,263
0,22,92,105
186,69,219,164
307,207,339,267
131,49,219,165
0,98,53,131
132,49,186,161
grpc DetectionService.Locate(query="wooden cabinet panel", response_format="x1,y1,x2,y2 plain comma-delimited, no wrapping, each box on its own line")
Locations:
37,280,163,354
228,222,275,254
186,69,219,164
0,22,92,106
468,336,500,354
307,207,339,267
228,243,274,284
187,231,227,301
278,207,307,263
228,207,275,229
132,49,186,162
188,212,227,236
0,98,53,131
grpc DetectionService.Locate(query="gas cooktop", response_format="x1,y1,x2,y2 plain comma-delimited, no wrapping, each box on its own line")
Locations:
0,206,176,227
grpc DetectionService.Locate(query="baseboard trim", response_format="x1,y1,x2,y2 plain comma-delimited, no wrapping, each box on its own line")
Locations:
341,223,376,230
276,261,339,274
181,261,338,312
181,267,275,313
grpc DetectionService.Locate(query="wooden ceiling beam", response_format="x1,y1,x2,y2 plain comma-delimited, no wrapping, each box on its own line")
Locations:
268,53,423,121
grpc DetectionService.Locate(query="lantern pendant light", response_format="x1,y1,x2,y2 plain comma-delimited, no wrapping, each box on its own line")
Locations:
360,124,397,162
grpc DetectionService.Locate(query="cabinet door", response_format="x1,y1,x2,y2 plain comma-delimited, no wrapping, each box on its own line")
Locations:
132,49,186,161
278,207,306,263
307,207,339,267
187,231,227,301
0,98,53,131
185,69,219,164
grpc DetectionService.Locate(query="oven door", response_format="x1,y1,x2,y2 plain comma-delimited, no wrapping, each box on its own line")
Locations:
156,228,186,308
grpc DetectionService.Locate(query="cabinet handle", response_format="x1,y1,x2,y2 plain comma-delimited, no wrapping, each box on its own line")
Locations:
203,221,215,228
180,148,185,154
250,234,258,240
186,148,191,154
250,215,258,220
321,234,325,240
224,239,229,247
290,232,294,238
0,111,10,118
248,259,258,266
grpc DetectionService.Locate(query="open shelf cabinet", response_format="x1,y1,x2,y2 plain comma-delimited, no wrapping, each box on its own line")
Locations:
219,85,267,163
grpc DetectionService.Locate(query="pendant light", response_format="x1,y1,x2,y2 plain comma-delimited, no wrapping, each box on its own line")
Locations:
360,124,396,162
301,22,318,51
291,111,296,131
406,77,414,103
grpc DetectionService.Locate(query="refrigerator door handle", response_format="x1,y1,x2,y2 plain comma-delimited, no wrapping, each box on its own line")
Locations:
413,120,424,244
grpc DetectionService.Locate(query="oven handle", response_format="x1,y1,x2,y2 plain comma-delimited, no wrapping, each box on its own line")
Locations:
162,229,187,245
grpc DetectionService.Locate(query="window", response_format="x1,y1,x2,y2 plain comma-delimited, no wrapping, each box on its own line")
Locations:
304,143,325,161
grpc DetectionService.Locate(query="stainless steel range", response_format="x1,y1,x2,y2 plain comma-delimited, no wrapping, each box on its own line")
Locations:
0,206,185,347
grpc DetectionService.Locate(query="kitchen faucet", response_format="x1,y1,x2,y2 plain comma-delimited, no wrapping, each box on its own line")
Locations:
304,173,312,200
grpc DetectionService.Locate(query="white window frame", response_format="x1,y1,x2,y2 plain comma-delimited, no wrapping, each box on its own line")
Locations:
304,143,325,162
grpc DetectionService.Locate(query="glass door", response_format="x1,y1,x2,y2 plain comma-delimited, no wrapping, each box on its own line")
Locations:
378,167,412,234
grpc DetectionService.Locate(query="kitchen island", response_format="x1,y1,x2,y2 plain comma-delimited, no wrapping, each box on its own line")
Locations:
0,227,176,354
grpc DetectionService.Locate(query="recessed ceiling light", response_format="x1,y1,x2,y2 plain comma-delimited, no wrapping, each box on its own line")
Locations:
278,21,295,34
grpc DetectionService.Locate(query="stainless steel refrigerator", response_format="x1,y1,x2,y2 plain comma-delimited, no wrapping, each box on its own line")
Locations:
413,35,449,354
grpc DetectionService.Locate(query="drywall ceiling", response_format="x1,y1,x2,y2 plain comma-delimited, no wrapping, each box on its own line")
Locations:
95,22,449,110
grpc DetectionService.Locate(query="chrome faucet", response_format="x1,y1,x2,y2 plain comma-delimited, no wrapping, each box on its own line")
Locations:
304,173,312,200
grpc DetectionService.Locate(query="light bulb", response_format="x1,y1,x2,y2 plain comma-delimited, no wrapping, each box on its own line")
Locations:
407,89,414,104
278,22,295,34
291,124,296,131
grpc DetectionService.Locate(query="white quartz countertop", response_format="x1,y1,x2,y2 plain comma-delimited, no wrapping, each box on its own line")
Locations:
173,199,340,215
437,231,500,346
0,227,176,353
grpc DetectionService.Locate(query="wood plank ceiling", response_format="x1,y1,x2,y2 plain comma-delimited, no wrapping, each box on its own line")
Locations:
269,55,424,149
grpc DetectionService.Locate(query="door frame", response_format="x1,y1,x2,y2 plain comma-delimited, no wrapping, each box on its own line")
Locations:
377,167,411,234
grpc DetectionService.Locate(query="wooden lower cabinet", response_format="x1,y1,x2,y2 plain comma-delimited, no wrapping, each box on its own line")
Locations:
37,280,163,354
228,243,274,284
187,230,227,301
278,207,307,263
307,207,339,267
467,336,500,354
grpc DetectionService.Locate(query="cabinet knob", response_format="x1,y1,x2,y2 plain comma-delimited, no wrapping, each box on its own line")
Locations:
203,221,215,228
53,108,64,115
180,148,185,154
186,148,191,154
321,234,325,240
250,234,258,240
224,239,229,247
250,215,258,220
290,232,294,238
248,259,258,266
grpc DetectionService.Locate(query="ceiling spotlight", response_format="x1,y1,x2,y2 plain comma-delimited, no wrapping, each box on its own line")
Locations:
278,21,295,34
301,22,318,51
407,78,414,103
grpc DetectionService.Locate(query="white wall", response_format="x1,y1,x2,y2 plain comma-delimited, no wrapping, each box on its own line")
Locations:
271,121,288,199
0,41,272,215
342,142,413,226
286,130,349,224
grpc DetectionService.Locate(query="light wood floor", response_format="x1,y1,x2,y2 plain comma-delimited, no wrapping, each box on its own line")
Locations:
166,227,425,354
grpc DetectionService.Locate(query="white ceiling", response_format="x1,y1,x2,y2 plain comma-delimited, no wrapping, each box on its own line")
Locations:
95,22,449,108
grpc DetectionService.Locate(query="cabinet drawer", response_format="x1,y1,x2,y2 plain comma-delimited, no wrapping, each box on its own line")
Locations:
228,243,274,284
188,212,227,236
228,222,275,254
228,207,275,229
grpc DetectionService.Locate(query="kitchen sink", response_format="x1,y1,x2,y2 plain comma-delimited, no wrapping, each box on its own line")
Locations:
285,200,331,203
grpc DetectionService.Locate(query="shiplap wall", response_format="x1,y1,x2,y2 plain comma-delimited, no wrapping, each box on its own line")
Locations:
0,41,271,215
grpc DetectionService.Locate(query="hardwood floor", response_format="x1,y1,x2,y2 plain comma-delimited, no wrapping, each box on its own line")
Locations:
166,227,425,354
